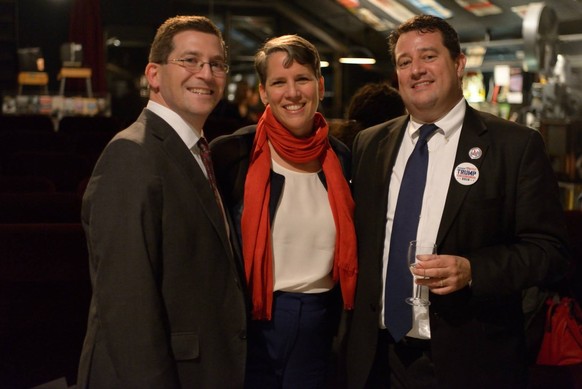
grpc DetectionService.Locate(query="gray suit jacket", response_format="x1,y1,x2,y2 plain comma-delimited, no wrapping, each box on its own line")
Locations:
346,104,570,388
77,109,247,389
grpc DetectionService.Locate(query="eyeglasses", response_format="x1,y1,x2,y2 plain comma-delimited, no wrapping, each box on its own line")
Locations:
169,58,229,77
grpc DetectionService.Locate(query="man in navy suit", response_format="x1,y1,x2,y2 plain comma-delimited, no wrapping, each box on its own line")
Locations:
345,15,570,388
77,16,247,388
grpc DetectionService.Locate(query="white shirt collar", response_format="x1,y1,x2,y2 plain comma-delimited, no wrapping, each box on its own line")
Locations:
408,98,466,141
146,100,203,150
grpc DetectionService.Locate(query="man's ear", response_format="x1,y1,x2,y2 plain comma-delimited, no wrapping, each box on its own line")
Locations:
145,63,161,92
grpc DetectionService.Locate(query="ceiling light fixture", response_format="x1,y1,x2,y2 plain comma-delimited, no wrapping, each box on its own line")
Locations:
339,57,376,64
339,46,376,65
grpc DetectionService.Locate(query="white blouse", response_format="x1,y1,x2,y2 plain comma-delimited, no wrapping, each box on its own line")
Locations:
271,159,336,293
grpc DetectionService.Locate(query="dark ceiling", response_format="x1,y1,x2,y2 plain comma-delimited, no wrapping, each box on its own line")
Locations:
100,0,582,116
104,0,582,74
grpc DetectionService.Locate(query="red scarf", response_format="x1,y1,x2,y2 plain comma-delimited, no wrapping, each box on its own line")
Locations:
241,105,358,320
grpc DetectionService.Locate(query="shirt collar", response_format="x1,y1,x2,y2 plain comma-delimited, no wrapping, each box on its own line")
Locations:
408,98,466,141
146,100,203,150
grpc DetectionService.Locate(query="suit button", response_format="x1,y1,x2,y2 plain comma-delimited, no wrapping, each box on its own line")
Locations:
239,330,247,339
370,303,377,313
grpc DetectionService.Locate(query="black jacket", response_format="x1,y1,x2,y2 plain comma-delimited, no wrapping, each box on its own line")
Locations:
210,125,351,242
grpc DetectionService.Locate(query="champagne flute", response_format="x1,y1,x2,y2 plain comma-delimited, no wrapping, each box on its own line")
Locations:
405,240,436,306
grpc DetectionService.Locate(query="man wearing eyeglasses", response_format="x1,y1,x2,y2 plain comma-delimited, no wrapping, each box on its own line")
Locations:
77,15,247,389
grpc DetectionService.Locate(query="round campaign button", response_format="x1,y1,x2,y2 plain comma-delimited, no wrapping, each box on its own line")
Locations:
468,147,482,159
454,162,479,186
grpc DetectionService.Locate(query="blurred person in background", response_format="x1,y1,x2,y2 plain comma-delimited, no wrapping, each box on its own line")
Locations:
334,82,405,149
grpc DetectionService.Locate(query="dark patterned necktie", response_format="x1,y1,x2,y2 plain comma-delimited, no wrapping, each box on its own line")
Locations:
384,123,438,342
197,137,225,214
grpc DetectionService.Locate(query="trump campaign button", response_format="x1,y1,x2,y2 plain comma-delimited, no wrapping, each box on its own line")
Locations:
454,162,479,186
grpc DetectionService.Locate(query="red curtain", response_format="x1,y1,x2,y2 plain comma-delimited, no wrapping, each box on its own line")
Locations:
68,0,106,95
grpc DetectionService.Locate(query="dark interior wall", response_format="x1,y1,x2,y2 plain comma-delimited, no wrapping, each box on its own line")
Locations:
17,0,73,91
100,0,172,26
15,1,388,120
16,0,172,93
100,0,174,124
15,0,175,122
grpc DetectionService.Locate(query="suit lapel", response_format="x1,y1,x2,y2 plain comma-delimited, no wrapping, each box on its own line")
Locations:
377,117,409,205
436,105,489,246
145,110,233,255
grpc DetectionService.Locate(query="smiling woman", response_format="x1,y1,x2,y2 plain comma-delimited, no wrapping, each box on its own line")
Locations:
257,51,323,140
210,34,357,388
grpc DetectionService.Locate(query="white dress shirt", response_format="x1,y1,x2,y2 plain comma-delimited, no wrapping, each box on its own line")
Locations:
380,99,466,338
146,100,208,177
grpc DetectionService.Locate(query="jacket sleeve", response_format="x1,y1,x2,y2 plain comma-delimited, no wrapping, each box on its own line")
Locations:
464,129,571,298
83,138,180,388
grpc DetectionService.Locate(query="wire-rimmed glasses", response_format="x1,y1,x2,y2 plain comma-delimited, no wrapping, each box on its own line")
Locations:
169,57,229,77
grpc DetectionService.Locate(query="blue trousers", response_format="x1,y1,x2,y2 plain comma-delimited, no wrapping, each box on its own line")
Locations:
244,288,341,389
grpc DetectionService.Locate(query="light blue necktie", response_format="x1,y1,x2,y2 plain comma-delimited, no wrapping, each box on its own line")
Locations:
384,123,438,342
